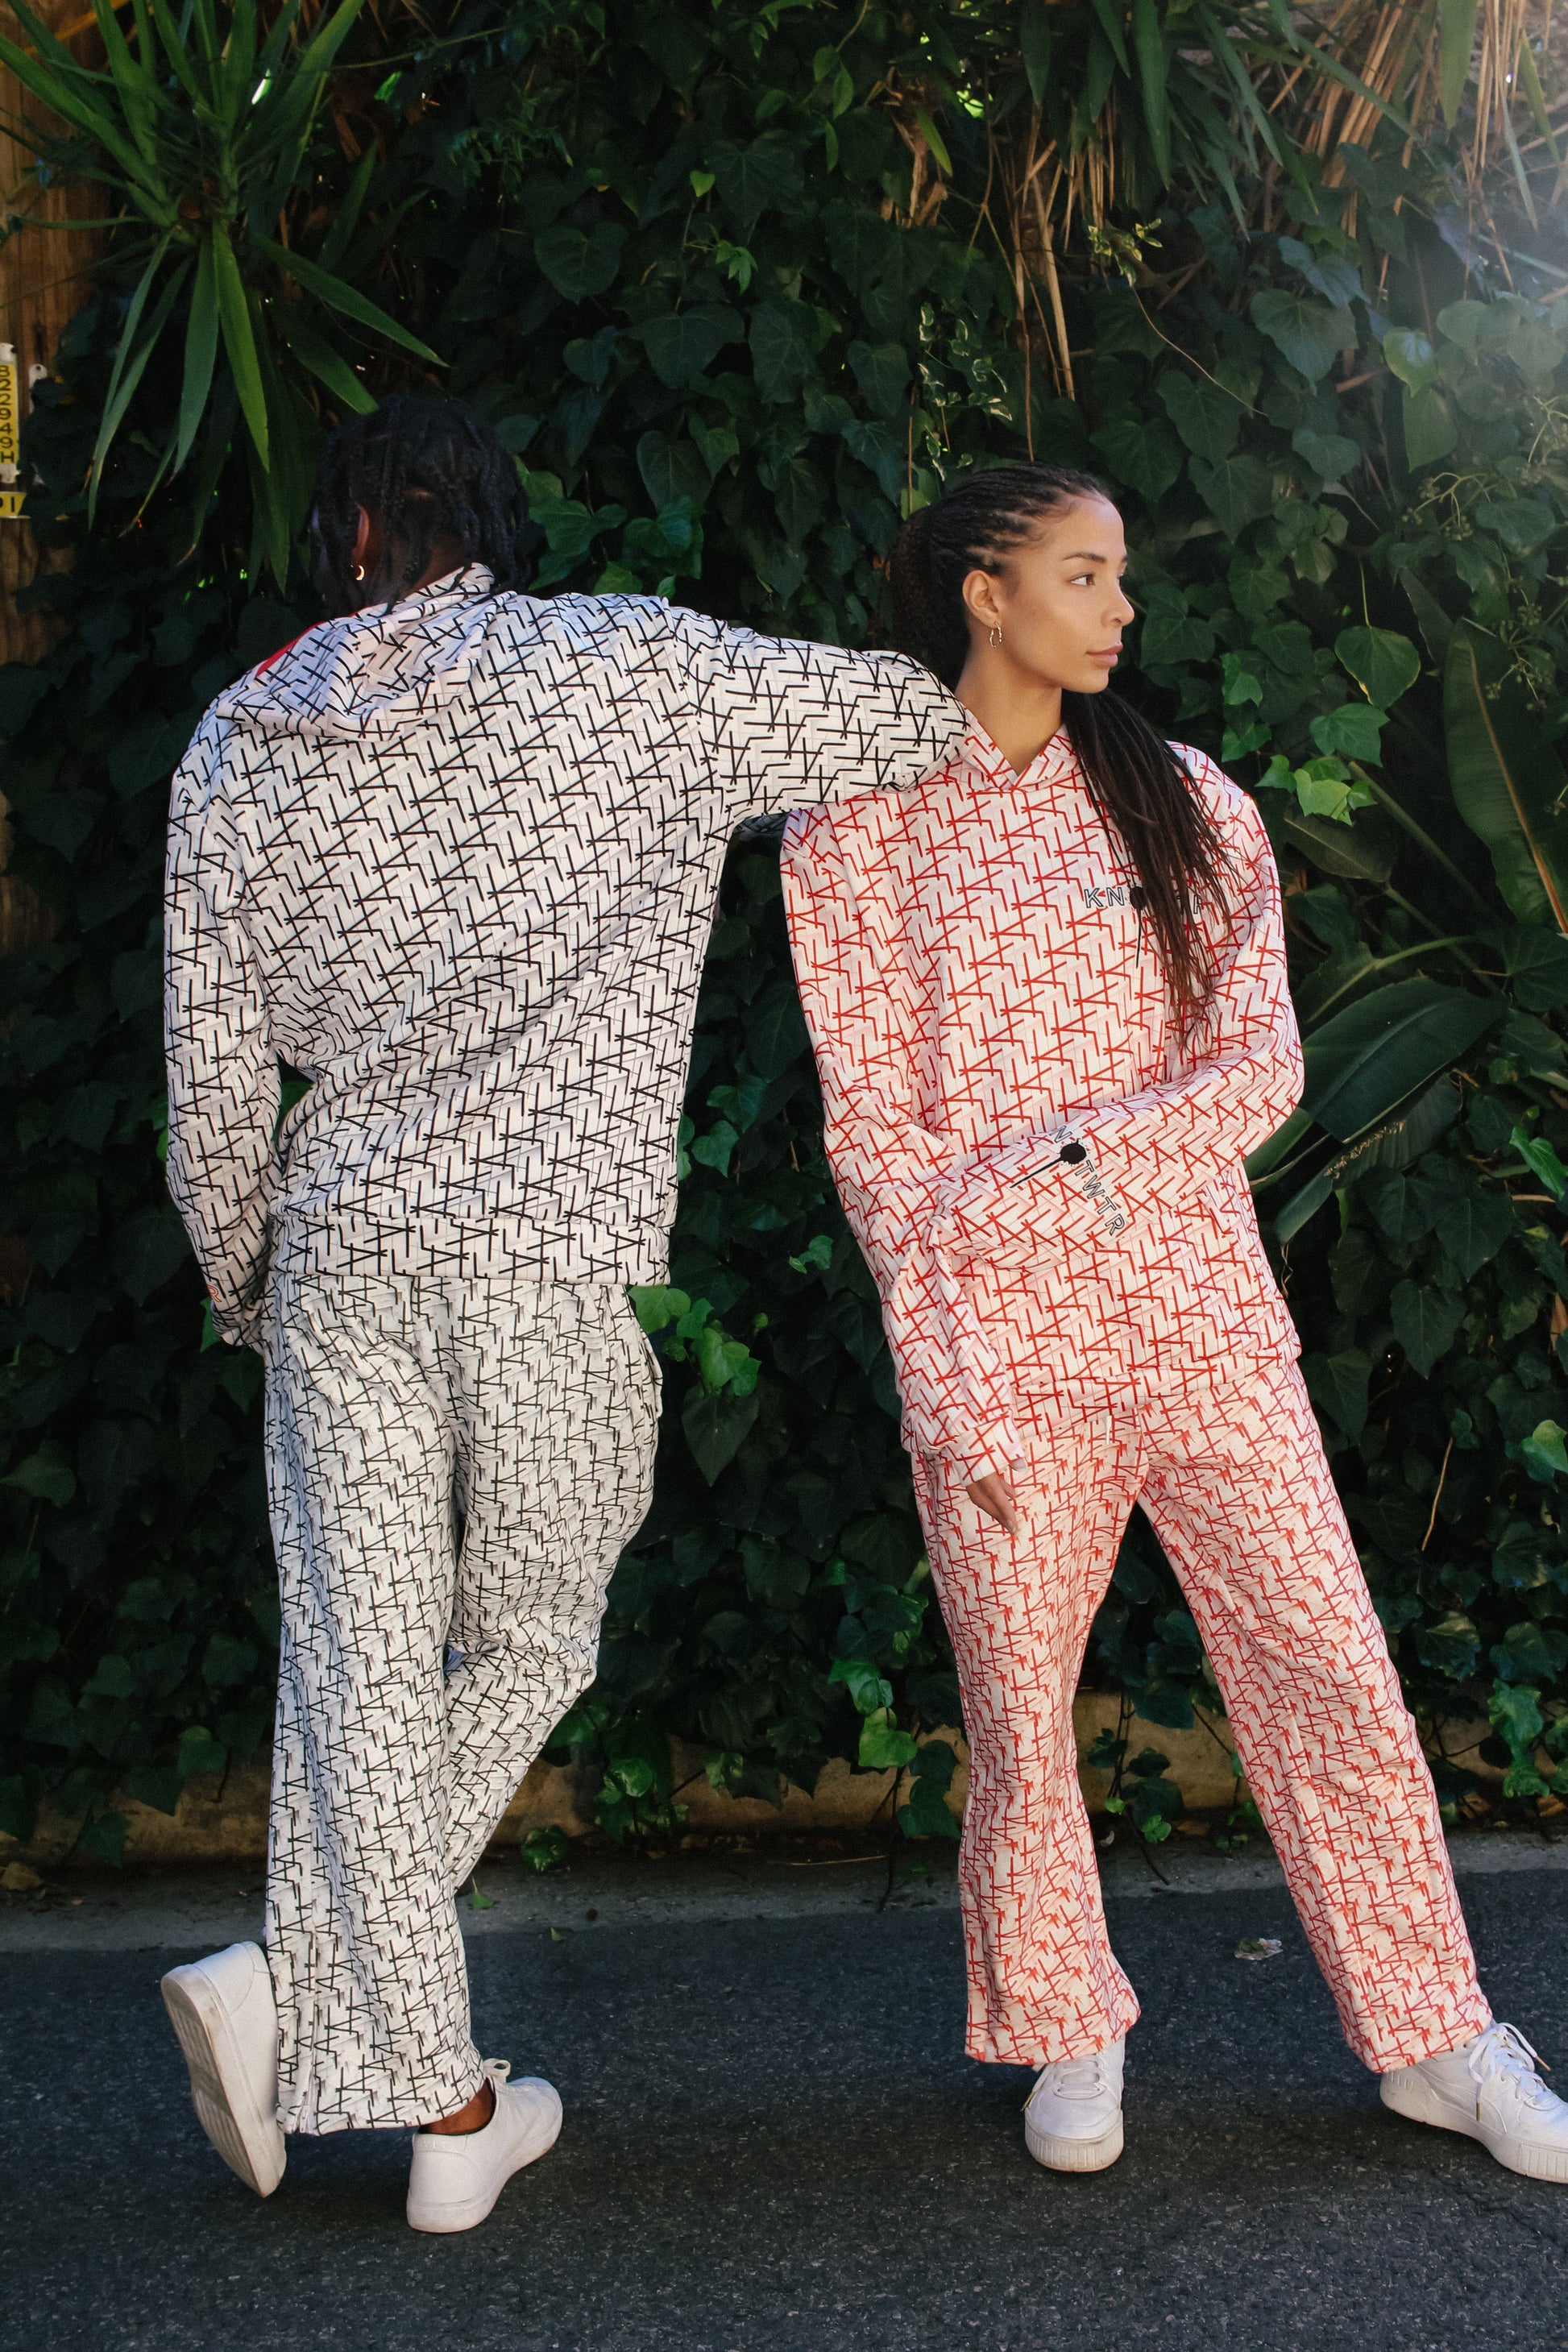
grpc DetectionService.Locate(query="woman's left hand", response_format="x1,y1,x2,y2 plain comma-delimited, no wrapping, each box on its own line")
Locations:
966,1470,1020,1537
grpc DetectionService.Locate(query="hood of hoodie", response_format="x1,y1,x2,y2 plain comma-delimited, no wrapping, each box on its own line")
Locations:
214,563,509,742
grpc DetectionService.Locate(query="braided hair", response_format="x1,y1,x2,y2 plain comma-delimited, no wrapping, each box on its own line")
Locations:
312,396,540,613
886,461,1231,1021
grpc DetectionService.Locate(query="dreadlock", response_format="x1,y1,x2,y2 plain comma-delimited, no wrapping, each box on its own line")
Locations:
312,396,541,614
886,460,1231,1022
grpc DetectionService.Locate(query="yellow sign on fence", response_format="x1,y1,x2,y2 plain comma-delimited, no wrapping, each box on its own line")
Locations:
0,344,23,521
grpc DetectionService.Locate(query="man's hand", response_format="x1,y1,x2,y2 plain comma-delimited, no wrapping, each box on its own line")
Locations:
966,1467,1021,1537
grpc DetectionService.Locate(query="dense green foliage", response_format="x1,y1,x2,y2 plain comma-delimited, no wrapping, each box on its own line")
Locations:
4,0,1568,1862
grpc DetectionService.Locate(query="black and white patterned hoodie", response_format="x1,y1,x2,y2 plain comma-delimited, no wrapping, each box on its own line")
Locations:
164,567,963,1342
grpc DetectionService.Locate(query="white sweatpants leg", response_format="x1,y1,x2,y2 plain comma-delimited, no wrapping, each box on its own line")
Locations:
260,1266,659,2136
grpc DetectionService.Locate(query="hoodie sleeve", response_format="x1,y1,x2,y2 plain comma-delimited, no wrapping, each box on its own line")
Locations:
927,774,1303,1270
781,804,1022,1483
688,616,966,819
164,714,281,1346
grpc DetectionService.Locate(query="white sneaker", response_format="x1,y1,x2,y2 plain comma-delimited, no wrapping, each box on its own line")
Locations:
405,2060,563,2234
160,1941,285,2196
1381,2021,1568,2183
1023,2036,1125,2172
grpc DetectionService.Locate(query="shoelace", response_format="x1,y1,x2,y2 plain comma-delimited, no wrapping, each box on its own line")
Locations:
1026,2050,1112,2109
1466,2022,1554,2113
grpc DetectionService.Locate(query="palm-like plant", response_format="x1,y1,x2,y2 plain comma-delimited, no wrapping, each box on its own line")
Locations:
0,0,438,578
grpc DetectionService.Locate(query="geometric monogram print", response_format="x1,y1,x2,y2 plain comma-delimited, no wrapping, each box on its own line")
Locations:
782,724,1305,1482
164,566,964,1343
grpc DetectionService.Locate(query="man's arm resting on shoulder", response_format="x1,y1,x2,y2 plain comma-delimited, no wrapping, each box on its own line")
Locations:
690,616,965,819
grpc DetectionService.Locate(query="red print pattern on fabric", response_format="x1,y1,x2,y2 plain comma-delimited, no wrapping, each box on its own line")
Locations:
782,726,1487,2072
915,1365,1487,2073
781,726,1305,1484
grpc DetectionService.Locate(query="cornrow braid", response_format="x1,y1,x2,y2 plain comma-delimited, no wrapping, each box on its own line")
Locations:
312,396,541,614
885,461,1231,1021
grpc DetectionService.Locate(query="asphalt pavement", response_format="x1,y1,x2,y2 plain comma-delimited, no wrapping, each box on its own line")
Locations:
6,1839,1568,2352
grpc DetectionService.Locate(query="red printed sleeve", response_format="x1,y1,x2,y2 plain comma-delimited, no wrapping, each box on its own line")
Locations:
928,775,1302,1269
781,805,1021,1483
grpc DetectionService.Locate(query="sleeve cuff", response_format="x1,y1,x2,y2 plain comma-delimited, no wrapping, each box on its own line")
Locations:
913,1415,1021,1487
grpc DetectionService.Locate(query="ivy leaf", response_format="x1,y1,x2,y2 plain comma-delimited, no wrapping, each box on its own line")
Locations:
857,1706,918,1769
1492,1620,1568,1684
750,298,820,404
712,131,806,233
2,1441,77,1507
1157,372,1240,459
1251,290,1354,382
1390,1280,1465,1377
1310,703,1387,761
636,431,709,512
828,1656,894,1713
1516,1419,1568,1484
1292,428,1360,482
1402,384,1458,468
1335,625,1420,708
1091,413,1184,501
1189,454,1276,538
114,1209,192,1304
176,1724,227,1779
1303,1347,1371,1440
744,974,810,1078
1383,326,1437,391
681,1388,759,1484
628,305,744,389
533,221,628,301
847,339,911,420
1415,1612,1482,1680
1433,1188,1516,1279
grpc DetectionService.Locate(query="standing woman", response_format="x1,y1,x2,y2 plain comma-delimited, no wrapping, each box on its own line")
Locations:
780,463,1568,2183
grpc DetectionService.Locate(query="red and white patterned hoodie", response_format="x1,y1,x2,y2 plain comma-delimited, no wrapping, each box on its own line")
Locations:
780,723,1305,1484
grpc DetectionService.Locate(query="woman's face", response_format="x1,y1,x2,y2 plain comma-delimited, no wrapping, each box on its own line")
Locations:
960,496,1136,694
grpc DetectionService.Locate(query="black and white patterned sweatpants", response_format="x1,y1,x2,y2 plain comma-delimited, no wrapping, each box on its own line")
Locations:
259,1262,659,2135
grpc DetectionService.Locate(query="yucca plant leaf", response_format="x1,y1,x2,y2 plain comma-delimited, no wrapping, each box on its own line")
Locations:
215,0,259,125
315,145,375,276
0,25,152,186
211,219,269,466
1131,0,1171,181
255,236,441,363
280,312,375,413
146,0,205,106
1193,3,1284,164
259,0,365,188
176,234,221,473
93,0,165,175
1441,0,1479,126
90,247,189,513
1445,625,1568,932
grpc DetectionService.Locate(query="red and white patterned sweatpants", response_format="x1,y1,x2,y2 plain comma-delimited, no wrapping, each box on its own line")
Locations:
911,1358,1490,2076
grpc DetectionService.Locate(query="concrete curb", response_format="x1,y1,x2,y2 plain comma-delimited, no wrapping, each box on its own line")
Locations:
2,1823,1564,1953
0,1699,1512,1872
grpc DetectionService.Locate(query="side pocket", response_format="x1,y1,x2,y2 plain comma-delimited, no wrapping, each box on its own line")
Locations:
616,1287,664,1409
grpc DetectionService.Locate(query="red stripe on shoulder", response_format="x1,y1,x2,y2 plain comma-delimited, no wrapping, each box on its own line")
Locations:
254,626,320,678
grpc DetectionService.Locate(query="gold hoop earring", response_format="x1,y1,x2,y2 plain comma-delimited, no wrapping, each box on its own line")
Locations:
987,624,1002,649
352,562,366,583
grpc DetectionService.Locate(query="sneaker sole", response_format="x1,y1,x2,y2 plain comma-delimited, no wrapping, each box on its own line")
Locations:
161,1966,285,2198
406,2091,563,2235
1381,2082,1568,2184
1025,2114,1124,2174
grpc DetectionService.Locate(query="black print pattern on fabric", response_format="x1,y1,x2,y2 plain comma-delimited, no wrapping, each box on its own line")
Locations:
164,567,965,1344
264,1268,661,2135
